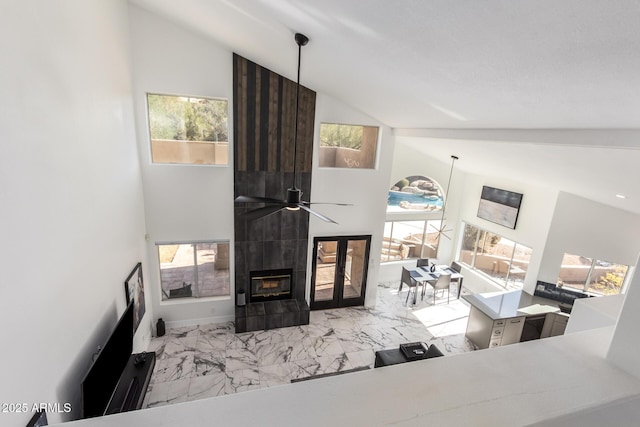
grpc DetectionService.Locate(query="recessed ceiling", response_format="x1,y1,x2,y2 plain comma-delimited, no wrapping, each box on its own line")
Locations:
128,0,640,214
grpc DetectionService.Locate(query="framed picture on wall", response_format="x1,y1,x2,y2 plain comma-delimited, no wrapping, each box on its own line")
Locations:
124,262,145,334
477,186,523,229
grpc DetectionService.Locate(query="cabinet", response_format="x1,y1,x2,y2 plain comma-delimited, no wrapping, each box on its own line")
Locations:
550,313,569,336
541,312,569,338
104,352,155,416
465,306,525,349
502,317,525,345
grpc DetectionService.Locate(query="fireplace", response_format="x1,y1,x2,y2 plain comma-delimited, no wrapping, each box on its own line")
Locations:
249,268,293,303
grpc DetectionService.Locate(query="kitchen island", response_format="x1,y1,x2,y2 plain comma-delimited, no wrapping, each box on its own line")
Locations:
463,290,563,349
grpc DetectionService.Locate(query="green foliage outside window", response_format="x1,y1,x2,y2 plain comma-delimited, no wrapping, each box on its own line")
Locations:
462,225,478,251
593,265,627,295
320,123,363,150
147,94,228,142
462,225,499,252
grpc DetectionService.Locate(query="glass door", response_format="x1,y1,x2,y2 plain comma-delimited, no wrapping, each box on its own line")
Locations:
311,235,371,310
312,239,339,305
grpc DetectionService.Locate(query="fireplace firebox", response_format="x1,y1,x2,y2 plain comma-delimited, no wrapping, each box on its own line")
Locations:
249,268,293,303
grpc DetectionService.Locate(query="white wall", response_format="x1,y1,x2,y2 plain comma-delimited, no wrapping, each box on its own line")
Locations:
606,254,640,379
388,138,467,265
538,192,640,287
457,172,559,294
0,0,146,424
388,135,640,300
128,5,236,327
309,94,394,307
129,6,396,314
384,138,559,294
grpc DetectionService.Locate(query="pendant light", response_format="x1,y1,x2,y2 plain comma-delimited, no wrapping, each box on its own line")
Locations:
431,155,459,242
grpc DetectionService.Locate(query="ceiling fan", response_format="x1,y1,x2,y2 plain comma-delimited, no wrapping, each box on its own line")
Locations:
235,32,351,224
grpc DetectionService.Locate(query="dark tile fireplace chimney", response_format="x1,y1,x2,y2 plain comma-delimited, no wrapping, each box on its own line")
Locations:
232,54,316,306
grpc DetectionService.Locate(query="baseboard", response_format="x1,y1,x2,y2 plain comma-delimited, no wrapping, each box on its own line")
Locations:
163,314,235,331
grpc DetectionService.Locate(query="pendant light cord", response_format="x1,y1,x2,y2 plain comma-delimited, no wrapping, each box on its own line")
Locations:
440,155,458,219
292,39,302,189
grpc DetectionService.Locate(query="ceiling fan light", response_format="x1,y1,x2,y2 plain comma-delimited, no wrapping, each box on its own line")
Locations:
233,33,346,224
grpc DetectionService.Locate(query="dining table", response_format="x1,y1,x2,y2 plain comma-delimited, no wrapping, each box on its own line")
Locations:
406,265,464,304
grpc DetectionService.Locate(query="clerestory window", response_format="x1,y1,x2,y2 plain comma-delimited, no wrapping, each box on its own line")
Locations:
318,123,379,169
146,93,228,165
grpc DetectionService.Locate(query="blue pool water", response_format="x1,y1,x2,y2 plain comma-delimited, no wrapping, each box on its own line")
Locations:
387,191,443,208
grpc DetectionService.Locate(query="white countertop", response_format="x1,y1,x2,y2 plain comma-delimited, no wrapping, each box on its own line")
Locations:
463,290,561,320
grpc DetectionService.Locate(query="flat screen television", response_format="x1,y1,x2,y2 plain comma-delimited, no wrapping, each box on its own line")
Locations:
477,186,523,229
81,302,134,418
26,409,47,426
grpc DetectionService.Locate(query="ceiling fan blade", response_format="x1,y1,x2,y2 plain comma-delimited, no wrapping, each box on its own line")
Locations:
239,205,285,221
235,195,285,204
299,205,338,224
301,201,353,206
438,231,452,240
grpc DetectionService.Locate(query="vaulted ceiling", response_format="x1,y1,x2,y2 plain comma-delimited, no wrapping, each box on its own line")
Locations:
129,0,640,213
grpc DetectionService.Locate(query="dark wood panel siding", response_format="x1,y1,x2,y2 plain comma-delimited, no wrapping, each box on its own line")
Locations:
234,54,315,173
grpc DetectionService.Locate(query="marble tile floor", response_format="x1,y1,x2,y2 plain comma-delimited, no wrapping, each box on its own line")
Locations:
143,282,476,409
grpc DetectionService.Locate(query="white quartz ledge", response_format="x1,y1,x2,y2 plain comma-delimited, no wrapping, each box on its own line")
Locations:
57,326,640,427
565,294,624,334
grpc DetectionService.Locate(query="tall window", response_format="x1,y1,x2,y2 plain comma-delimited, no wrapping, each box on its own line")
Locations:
459,223,532,290
381,220,441,262
147,93,228,165
157,242,230,300
318,123,378,169
558,253,628,296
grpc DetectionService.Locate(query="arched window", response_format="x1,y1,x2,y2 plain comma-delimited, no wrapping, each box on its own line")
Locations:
387,175,444,213
382,175,447,263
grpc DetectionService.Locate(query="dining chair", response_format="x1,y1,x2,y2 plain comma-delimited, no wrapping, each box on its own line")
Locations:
450,261,462,273
427,273,452,304
400,267,421,305
449,261,464,297
416,258,430,268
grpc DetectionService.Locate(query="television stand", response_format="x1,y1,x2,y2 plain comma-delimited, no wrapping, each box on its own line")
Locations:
105,352,155,415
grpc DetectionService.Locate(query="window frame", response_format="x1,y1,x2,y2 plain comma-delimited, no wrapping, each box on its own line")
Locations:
558,252,629,296
146,92,230,167
457,222,532,290
386,175,445,214
156,240,231,302
381,219,442,263
318,122,379,170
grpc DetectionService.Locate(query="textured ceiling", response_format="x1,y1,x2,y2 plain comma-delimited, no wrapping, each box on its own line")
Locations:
128,0,640,214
